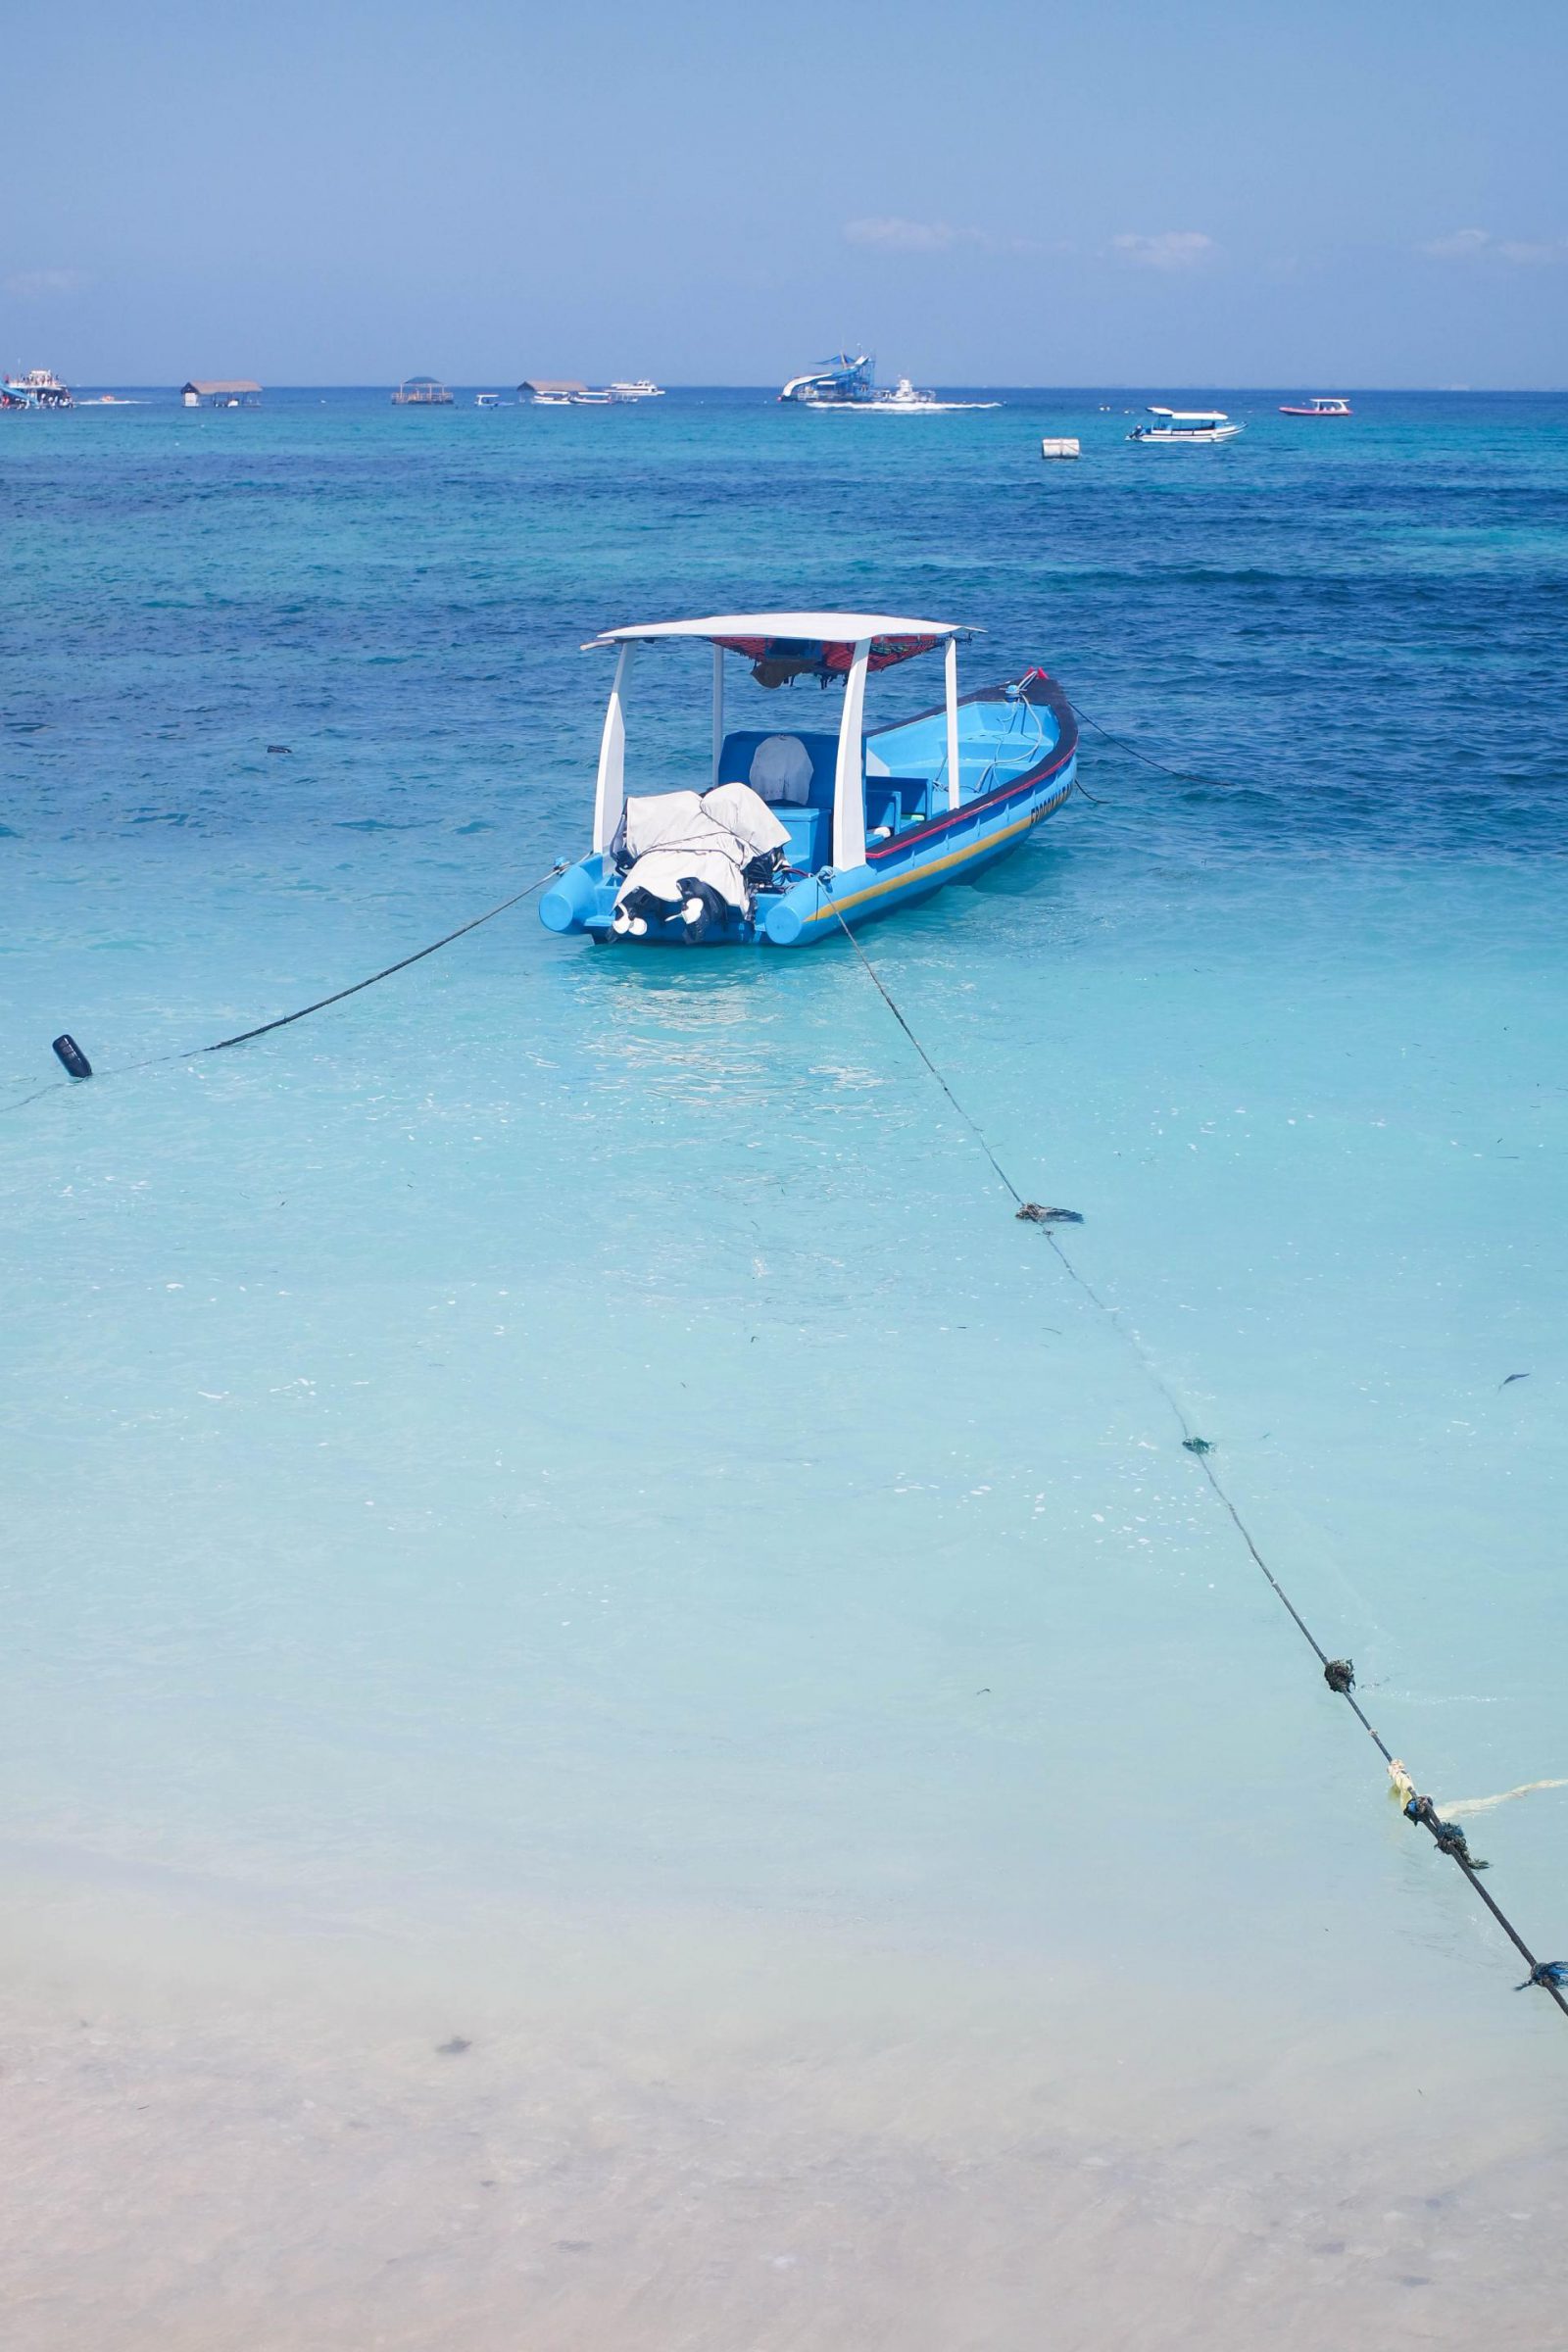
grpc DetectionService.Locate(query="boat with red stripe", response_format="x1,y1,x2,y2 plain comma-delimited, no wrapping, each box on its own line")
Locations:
539,614,1079,948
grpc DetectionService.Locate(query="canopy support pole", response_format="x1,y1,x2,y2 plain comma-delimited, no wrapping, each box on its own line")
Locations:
832,639,872,870
945,635,961,811
592,642,635,853
711,644,725,786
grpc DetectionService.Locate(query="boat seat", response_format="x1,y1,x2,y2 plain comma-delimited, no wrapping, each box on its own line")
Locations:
865,783,901,836
774,806,825,870
717,729,843,808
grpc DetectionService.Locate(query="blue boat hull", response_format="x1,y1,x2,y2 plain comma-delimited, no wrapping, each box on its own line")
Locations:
540,669,1078,949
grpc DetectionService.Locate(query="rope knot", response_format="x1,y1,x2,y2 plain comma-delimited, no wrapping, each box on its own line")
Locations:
1016,1203,1084,1224
1404,1793,1488,1869
1324,1658,1355,1694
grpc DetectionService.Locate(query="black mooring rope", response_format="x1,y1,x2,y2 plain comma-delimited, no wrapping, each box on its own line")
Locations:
1067,701,1225,790
829,904,1568,2022
3,862,564,1116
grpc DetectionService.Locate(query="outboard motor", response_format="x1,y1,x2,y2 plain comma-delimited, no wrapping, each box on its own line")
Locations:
677,880,729,942
611,884,662,938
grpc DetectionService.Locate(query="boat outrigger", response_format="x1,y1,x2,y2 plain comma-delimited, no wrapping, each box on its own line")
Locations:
539,612,1078,948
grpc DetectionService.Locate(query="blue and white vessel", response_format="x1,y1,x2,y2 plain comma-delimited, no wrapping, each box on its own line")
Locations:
2,368,73,410
1127,406,1241,444
539,612,1079,948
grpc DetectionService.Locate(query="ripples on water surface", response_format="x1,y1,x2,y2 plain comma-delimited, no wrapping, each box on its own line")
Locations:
2,390,1565,2347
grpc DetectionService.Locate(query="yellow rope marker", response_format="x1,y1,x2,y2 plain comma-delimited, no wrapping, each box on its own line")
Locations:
1388,1759,1417,1806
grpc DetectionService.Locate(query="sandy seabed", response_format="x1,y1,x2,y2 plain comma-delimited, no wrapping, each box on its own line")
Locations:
5,1880,1566,2352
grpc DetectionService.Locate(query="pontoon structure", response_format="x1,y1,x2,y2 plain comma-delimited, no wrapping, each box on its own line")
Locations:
539,611,1079,948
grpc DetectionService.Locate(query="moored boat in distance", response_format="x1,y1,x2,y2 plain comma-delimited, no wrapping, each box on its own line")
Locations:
609,379,665,400
540,612,1078,949
1279,395,1352,416
1128,406,1242,444
780,351,875,404
2,368,73,410
474,391,502,407
779,352,995,412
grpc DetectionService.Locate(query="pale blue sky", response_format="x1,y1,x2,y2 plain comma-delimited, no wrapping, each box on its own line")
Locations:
4,0,1565,384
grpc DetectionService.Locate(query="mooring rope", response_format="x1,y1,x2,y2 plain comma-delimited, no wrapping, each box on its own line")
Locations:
830,904,1568,2020
1067,701,1225,789
3,862,564,1116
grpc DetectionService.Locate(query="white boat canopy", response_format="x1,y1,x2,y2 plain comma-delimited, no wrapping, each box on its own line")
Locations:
583,613,982,870
1146,408,1229,421
582,612,976,657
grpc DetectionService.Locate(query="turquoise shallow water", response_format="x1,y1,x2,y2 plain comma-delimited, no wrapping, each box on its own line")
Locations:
3,390,1566,2344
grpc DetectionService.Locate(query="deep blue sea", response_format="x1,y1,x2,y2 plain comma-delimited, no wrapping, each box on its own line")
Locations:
3,388,1566,2348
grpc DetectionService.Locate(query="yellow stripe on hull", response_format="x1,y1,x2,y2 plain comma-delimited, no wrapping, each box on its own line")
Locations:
803,784,1071,926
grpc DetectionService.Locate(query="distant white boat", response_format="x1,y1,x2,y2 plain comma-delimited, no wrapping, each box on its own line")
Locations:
1279,395,1351,417
571,389,614,406
475,391,502,408
1127,407,1243,445
808,376,999,415
609,379,665,400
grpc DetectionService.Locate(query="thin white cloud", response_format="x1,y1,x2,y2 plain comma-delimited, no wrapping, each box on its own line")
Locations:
1419,228,1563,265
843,217,961,254
5,268,90,298
1109,231,1217,272
1420,228,1493,261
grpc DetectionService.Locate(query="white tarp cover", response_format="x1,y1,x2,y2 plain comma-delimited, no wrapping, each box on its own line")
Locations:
614,784,788,921
616,850,750,912
748,736,814,805
621,790,744,863
701,781,793,853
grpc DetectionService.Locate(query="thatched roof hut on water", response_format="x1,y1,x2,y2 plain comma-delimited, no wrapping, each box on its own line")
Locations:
181,380,261,407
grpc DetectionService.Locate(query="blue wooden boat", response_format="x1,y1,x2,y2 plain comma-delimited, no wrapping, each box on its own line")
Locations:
539,612,1079,947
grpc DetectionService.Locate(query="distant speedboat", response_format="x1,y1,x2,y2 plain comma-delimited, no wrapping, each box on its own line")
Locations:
475,392,501,407
1128,407,1242,445
1279,395,1352,417
540,609,1078,949
2,368,73,410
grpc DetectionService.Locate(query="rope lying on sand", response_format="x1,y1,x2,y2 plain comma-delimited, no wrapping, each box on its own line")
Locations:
828,904,1568,2023
2,862,564,1117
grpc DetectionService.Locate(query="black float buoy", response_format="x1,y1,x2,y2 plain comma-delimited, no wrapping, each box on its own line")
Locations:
52,1034,93,1079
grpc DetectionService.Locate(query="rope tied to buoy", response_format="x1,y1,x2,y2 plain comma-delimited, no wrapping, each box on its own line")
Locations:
828,902,1568,2023
6,861,566,1115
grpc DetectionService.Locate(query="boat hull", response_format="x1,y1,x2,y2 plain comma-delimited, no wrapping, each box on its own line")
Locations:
1128,426,1241,444
540,671,1078,949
